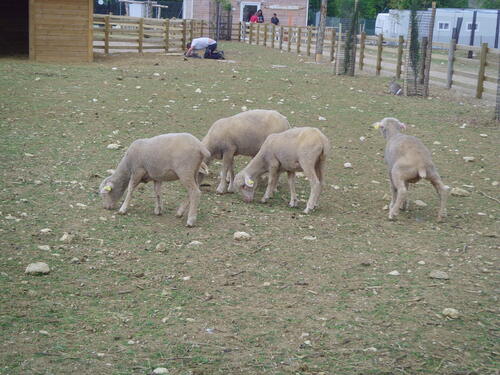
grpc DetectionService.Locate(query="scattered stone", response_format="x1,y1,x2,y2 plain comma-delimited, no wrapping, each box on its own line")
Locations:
38,245,50,251
233,231,251,241
241,106,248,111
429,270,449,280
40,228,52,234
303,236,317,241
59,232,75,243
479,134,488,138
388,270,400,276
127,340,135,345
106,169,115,175
25,262,50,275
442,308,459,319
359,136,366,142
70,257,80,264
107,143,121,150
414,200,427,207
360,260,371,267
451,187,471,197
195,88,202,93
462,156,475,162
153,368,169,375
344,162,353,169
34,180,42,185
24,152,35,157
97,353,105,357
76,203,87,209
39,330,49,336
187,240,202,248
155,242,167,252
417,260,426,265
5,214,17,220
492,181,498,186
318,116,326,121
182,276,191,281
433,141,441,145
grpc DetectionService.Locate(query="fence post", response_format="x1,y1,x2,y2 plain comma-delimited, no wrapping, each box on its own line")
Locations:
238,21,242,42
182,19,187,50
138,18,144,54
306,26,312,56
358,31,365,70
476,42,488,99
287,26,292,52
279,26,283,50
104,15,110,55
164,19,170,52
330,28,336,62
396,35,404,79
256,23,261,45
446,38,456,88
190,20,194,42
249,23,253,44
263,23,268,46
297,27,302,53
376,33,383,76
271,24,275,48
200,20,204,37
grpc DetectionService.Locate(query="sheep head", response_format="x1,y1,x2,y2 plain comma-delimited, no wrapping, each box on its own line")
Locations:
234,171,257,203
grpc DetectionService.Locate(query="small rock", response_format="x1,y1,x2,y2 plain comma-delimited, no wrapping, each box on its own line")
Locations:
153,368,169,375
359,136,366,142
492,181,498,186
304,340,312,346
70,257,80,264
442,308,459,319
233,231,251,241
462,156,475,162
318,116,326,121
106,169,115,175
195,88,202,93
40,228,52,234
107,143,121,150
155,242,167,252
429,270,449,280
451,187,470,197
388,270,400,276
344,162,352,169
97,353,105,357
187,240,202,248
24,153,35,157
182,276,191,281
59,232,75,243
479,134,488,138
383,204,389,210
303,236,317,241
25,262,50,275
241,106,248,111
127,340,135,345
76,203,87,209
38,245,50,251
414,200,427,207
39,330,49,336
5,214,17,220
417,260,426,265
34,180,42,185
433,141,441,145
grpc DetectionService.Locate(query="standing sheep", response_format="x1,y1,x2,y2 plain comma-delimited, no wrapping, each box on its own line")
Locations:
99,133,210,227
233,127,330,214
202,109,290,194
374,117,449,221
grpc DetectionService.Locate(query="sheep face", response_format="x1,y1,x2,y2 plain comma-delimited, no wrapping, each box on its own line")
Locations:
234,172,257,203
373,117,406,138
99,177,120,210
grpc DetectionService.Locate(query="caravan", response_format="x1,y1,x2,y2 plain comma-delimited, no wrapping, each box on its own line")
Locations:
375,8,500,48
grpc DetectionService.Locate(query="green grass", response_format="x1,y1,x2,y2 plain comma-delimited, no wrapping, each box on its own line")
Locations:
0,42,498,375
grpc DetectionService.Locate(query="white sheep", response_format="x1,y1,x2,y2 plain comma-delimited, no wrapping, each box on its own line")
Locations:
233,127,330,214
374,117,449,221
202,109,290,194
99,133,210,227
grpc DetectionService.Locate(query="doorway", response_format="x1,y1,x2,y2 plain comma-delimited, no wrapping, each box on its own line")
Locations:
240,2,261,22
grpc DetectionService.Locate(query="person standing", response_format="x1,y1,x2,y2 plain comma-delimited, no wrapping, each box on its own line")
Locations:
249,12,258,23
185,37,217,58
256,9,264,23
271,13,279,25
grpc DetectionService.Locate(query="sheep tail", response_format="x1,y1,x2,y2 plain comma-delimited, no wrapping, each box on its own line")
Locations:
418,167,427,179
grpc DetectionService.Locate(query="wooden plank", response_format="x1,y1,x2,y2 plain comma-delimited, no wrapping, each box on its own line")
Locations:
475,43,488,98
138,18,144,54
396,35,404,79
446,39,456,88
376,34,383,76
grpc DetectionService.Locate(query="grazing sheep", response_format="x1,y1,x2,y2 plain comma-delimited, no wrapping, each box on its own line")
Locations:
233,127,330,214
99,133,210,227
374,118,449,221
389,78,403,95
202,109,290,194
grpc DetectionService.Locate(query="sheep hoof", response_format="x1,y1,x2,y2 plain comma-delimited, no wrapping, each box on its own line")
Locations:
215,186,226,194
154,208,162,215
289,200,298,208
388,214,397,221
117,209,127,215
186,218,196,227
303,207,313,214
261,197,269,203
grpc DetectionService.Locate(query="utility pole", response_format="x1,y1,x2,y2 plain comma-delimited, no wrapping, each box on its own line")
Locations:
315,0,327,63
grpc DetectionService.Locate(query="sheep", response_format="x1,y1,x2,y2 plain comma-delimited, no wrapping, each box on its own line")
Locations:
233,127,330,214
374,117,449,221
389,78,403,95
202,109,290,194
99,133,210,227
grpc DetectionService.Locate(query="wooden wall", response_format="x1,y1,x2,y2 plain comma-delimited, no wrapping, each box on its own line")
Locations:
30,0,93,63
0,1,29,55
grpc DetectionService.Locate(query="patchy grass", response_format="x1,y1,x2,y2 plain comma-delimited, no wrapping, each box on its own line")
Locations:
0,43,498,375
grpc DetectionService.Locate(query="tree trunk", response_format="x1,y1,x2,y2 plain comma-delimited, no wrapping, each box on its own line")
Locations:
315,0,327,63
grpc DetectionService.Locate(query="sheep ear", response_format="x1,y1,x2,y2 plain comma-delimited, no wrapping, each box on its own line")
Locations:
198,162,209,175
399,122,407,130
373,122,383,130
244,176,254,187
103,185,112,192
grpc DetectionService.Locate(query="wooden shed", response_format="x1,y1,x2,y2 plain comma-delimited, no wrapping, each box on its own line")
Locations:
0,0,93,63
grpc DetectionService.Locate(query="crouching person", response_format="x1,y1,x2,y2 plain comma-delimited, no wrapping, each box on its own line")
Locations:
185,37,219,59
99,133,210,227
233,127,330,214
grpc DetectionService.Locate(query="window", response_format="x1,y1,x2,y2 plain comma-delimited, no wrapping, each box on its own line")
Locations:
438,22,449,30
467,22,478,31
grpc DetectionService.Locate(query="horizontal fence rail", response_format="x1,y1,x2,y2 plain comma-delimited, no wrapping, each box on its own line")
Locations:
92,15,499,100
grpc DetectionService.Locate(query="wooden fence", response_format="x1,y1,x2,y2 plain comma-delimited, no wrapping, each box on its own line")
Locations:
92,15,499,100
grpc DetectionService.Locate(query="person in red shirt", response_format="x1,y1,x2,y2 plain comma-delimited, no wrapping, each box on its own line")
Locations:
249,13,258,23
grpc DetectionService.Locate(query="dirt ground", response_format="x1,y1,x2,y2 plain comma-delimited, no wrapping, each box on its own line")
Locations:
0,42,498,375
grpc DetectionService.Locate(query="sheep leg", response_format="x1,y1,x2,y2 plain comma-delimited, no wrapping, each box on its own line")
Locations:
227,159,237,193
118,171,144,215
216,150,235,194
287,171,298,208
303,164,321,214
401,181,410,211
185,182,201,227
429,174,449,222
176,200,189,218
153,180,163,215
388,175,397,210
261,165,279,203
389,171,407,221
